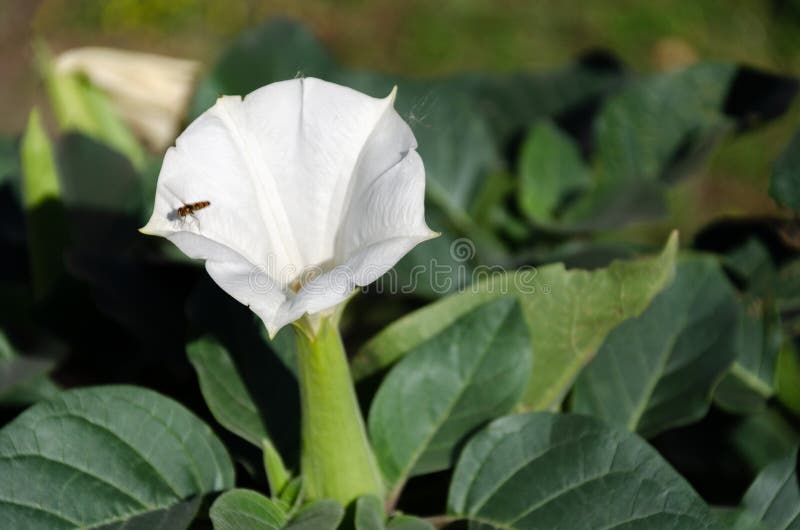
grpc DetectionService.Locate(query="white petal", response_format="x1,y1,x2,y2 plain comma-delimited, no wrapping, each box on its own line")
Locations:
336,149,436,269
242,78,408,267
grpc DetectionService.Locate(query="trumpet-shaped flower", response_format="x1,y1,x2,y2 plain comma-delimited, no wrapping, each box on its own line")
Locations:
141,78,436,336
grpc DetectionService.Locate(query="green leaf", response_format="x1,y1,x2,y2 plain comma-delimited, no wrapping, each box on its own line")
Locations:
187,336,268,448
355,232,678,410
185,282,301,467
775,259,800,317
92,498,202,530
730,409,799,474
714,301,781,415
354,495,433,530
0,385,234,529
284,500,344,530
387,515,434,530
20,108,68,299
189,19,336,118
448,64,625,146
776,340,800,415
36,41,147,170
0,330,59,405
263,438,291,497
20,109,60,210
557,179,670,232
368,298,530,490
210,489,287,530
723,238,774,287
355,495,385,530
770,130,800,212
448,412,724,530
715,508,770,530
517,121,589,225
740,447,800,530
572,257,739,437
0,134,20,190
352,496,434,530
595,62,735,185
276,476,304,517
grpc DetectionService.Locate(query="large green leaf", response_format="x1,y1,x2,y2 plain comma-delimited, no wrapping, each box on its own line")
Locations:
355,232,678,410
572,257,739,437
770,130,800,212
368,298,530,490
187,336,268,448
448,412,724,530
739,447,800,530
0,385,234,529
210,489,287,530
517,121,589,225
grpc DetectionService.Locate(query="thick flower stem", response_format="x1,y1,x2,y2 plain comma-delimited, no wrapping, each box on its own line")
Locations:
293,315,384,505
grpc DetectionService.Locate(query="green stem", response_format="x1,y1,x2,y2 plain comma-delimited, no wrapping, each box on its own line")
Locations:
293,314,384,505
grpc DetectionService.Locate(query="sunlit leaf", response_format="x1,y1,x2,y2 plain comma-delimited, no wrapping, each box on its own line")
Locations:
355,233,678,410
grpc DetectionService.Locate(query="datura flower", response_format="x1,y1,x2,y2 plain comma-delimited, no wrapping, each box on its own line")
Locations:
141,78,436,336
56,47,199,151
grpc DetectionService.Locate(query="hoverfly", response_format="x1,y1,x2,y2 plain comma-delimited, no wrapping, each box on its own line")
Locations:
164,198,211,228
177,200,211,219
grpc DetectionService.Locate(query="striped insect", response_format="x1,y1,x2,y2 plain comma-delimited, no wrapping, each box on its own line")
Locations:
177,200,211,219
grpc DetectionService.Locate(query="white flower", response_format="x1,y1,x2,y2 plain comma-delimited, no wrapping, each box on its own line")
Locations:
141,77,437,336
56,47,199,151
